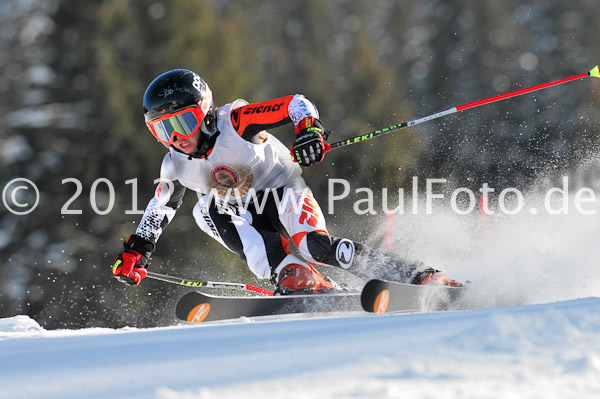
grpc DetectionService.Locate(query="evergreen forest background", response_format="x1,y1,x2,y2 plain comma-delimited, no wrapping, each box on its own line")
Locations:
2,0,600,328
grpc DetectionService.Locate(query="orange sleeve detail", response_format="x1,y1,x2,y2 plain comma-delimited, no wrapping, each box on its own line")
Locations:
230,96,294,136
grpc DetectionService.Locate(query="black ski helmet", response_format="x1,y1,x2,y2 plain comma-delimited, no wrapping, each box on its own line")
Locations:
143,69,217,153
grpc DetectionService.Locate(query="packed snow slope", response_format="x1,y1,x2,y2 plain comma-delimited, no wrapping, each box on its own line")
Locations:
2,296,600,399
4,165,600,398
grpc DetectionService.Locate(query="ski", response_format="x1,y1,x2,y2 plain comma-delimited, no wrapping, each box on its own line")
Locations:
360,279,466,314
176,290,362,323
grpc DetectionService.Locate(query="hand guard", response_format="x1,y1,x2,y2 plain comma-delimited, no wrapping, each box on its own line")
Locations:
292,117,326,167
112,235,155,286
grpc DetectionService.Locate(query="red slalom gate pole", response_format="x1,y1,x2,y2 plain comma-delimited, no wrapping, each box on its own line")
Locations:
325,66,600,152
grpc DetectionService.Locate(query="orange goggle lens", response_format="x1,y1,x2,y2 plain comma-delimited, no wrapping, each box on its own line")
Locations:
146,106,207,145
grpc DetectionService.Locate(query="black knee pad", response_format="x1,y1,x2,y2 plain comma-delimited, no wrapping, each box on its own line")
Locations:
305,232,357,270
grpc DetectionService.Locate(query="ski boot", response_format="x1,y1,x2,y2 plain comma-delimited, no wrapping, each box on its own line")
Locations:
273,263,336,295
410,268,463,287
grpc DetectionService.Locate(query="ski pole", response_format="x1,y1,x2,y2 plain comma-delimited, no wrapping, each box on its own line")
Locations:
325,65,600,152
145,270,274,296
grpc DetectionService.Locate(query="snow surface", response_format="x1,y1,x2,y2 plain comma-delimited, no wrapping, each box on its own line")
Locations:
2,297,600,399
3,166,600,398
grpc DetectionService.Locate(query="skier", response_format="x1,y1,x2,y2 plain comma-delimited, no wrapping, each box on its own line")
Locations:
112,69,461,294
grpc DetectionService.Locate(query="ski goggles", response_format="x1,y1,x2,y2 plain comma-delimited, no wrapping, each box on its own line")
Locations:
145,87,213,145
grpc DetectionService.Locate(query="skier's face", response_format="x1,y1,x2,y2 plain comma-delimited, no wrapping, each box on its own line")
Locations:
171,130,202,154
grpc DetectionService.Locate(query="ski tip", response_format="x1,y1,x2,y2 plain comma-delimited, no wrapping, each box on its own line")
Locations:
589,65,600,78
360,279,392,313
186,303,211,323
176,292,213,323
372,289,390,313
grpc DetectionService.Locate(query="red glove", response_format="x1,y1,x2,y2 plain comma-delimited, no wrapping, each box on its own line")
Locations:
112,235,155,286
291,117,326,167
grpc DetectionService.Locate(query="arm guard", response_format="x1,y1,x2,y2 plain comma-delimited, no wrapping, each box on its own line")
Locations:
135,153,186,244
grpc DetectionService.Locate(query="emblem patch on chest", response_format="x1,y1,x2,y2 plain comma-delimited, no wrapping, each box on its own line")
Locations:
210,164,254,196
